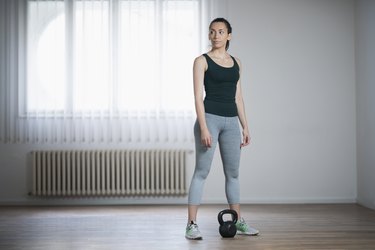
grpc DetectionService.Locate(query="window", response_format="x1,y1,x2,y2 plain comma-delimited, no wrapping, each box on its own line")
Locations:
26,0,200,115
1,0,218,143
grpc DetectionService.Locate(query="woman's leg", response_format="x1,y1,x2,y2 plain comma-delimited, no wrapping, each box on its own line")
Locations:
187,114,220,221
229,204,241,219
187,205,199,222
218,116,242,215
218,117,260,236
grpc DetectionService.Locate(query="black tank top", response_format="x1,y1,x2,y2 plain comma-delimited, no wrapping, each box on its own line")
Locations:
202,53,240,117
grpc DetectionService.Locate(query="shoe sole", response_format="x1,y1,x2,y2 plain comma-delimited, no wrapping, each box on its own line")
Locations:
185,236,203,240
237,232,259,236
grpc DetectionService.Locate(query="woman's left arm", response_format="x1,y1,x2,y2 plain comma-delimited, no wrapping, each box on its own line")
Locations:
235,58,251,148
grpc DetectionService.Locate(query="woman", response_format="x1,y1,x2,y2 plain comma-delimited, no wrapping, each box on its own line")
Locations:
185,17,259,240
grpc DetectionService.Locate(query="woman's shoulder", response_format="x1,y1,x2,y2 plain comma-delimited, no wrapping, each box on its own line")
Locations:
194,54,208,68
195,54,207,62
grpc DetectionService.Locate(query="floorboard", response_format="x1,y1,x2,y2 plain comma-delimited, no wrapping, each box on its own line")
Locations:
1,204,375,250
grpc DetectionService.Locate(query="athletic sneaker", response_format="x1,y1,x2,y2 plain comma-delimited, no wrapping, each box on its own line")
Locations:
236,217,259,236
185,221,203,240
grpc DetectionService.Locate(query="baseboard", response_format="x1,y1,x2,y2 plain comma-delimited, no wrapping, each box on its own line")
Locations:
0,196,358,206
201,197,357,204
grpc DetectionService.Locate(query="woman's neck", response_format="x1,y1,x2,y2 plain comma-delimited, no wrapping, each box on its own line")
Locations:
209,49,229,59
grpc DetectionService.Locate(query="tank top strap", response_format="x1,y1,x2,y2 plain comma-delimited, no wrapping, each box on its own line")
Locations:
202,53,211,65
231,55,239,70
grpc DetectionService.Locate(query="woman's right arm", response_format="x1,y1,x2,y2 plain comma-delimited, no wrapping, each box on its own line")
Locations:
193,56,212,148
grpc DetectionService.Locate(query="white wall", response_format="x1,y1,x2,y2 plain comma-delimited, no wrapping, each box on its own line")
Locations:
202,0,357,204
356,0,375,210
0,0,358,205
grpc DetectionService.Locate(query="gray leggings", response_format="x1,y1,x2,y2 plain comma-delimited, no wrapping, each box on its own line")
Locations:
188,113,242,205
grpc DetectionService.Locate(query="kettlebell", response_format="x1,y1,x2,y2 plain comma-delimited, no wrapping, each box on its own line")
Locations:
218,209,238,238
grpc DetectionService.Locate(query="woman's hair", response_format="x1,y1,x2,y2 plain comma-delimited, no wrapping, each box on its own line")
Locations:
209,17,232,51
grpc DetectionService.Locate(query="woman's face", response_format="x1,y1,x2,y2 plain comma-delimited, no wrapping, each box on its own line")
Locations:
209,22,231,50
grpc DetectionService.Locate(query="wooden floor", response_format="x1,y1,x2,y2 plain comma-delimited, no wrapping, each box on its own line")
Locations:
1,204,375,250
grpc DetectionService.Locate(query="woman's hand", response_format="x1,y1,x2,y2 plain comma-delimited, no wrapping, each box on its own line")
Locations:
201,128,212,148
241,129,251,148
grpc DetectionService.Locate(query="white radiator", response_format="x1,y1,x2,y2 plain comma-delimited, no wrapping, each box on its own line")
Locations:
31,150,188,197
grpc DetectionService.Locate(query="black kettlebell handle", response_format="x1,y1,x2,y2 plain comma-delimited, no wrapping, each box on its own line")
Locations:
218,209,238,225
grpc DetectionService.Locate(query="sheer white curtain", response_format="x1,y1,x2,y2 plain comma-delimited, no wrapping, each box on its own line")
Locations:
0,0,213,144
0,0,19,143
